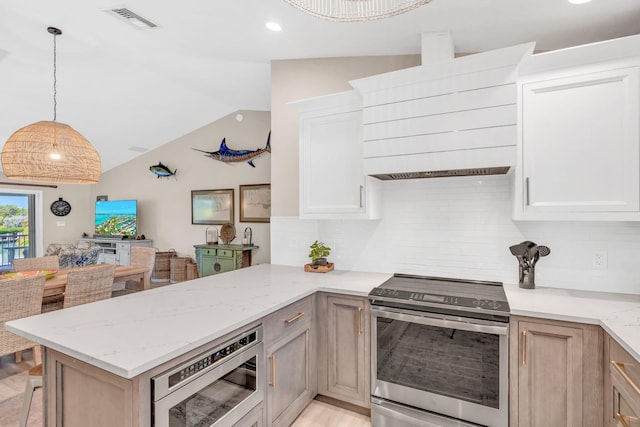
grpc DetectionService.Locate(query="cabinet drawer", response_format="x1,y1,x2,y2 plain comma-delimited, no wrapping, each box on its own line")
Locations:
610,337,640,418
264,296,313,344
116,243,129,249
217,249,233,258
616,391,640,427
610,338,640,393
200,249,216,256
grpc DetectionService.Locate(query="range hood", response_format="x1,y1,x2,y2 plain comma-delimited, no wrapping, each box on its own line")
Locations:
371,166,511,181
349,42,535,180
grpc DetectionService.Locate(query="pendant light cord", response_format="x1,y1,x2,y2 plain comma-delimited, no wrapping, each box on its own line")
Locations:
53,29,57,122
47,26,62,121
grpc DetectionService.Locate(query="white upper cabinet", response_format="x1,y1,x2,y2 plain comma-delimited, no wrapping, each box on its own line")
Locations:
290,90,380,219
514,36,640,220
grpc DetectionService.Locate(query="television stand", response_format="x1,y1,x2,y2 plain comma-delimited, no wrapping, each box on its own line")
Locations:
80,238,153,266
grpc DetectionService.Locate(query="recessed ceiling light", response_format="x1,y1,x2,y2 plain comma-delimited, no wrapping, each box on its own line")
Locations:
568,0,592,4
128,146,148,153
265,22,282,32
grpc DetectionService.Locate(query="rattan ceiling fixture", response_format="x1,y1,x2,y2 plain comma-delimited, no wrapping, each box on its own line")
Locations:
1,27,101,184
282,0,432,22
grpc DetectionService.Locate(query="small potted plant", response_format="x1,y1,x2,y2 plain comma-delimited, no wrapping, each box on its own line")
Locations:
306,240,333,272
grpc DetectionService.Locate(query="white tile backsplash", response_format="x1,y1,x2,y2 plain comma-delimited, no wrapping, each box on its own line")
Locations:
272,174,640,294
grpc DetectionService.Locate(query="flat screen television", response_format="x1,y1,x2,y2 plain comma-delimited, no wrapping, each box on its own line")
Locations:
95,200,137,237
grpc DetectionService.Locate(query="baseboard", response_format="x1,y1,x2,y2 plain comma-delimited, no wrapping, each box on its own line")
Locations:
314,394,371,417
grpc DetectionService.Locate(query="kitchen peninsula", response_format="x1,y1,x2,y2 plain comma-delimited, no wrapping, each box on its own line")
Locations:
6,264,390,426
6,265,640,427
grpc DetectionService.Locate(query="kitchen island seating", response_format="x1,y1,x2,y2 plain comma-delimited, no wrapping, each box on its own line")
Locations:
20,264,116,427
0,274,46,427
12,255,60,272
0,274,45,359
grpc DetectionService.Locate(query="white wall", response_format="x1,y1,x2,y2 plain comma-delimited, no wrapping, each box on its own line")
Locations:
90,110,271,263
272,175,640,295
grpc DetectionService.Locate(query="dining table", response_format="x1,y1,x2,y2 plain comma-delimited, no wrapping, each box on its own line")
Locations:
43,264,152,299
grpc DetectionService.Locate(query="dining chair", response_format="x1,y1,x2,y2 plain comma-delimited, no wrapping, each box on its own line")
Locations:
125,246,155,291
0,274,46,359
0,275,46,427
63,264,116,309
13,255,60,272
20,264,116,427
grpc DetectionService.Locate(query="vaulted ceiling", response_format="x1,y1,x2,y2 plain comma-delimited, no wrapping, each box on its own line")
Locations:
2,0,639,172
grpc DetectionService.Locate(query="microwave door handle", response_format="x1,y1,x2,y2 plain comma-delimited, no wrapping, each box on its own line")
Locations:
371,306,508,336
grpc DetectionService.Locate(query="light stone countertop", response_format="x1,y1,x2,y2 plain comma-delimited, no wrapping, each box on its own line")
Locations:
7,264,640,379
6,264,391,379
504,283,640,362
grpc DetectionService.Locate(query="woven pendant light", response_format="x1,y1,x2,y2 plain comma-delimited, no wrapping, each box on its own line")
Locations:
1,27,101,184
282,0,432,22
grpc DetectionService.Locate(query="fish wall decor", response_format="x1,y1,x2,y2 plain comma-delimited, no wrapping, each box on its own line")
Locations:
193,131,271,168
149,162,177,178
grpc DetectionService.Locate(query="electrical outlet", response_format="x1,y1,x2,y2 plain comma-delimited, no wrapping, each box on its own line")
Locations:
593,251,607,269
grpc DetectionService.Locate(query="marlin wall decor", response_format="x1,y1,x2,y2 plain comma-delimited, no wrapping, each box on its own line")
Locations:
149,162,177,179
193,132,271,168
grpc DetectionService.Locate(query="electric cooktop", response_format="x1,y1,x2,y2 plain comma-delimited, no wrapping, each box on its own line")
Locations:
369,273,510,317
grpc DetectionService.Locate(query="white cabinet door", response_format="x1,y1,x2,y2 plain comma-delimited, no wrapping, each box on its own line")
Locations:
293,90,380,219
516,64,640,220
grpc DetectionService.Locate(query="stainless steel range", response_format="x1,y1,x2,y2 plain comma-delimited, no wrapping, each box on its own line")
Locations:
369,274,510,427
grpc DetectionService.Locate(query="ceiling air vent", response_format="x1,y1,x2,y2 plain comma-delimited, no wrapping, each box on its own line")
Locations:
106,8,158,29
371,167,511,180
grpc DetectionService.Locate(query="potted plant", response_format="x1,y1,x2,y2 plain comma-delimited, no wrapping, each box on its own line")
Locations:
308,240,331,267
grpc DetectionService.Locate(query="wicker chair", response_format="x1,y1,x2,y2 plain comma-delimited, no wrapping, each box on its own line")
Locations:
125,247,156,291
13,255,60,272
0,274,46,358
63,264,116,309
20,264,116,427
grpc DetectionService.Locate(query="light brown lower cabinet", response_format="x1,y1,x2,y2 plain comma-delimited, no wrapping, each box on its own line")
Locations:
509,315,603,427
45,349,135,427
316,293,370,409
605,334,640,427
264,296,316,427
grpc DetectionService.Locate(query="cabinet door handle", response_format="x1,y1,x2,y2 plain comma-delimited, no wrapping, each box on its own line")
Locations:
521,330,527,365
611,360,640,395
268,355,276,387
284,312,304,324
525,177,530,206
359,185,364,208
358,307,363,335
617,412,638,427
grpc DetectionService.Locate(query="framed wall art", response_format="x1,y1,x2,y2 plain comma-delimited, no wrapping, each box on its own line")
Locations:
239,184,271,223
191,189,234,225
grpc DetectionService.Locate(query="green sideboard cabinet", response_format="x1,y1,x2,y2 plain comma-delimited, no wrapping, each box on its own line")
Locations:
193,244,258,277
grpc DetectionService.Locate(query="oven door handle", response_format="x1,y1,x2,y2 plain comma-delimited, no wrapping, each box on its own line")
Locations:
370,306,508,336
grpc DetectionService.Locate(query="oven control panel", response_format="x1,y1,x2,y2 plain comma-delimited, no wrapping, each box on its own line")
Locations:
169,332,257,387
152,326,263,401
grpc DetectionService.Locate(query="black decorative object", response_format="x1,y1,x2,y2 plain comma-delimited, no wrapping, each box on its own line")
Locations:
50,197,71,216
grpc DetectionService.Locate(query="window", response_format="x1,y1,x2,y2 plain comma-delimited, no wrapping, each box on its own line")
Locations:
0,190,43,270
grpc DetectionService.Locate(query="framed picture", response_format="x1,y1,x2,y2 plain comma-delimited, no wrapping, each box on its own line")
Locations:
191,189,234,225
240,184,271,223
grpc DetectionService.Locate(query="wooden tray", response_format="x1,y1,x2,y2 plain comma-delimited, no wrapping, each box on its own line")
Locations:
304,262,334,273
